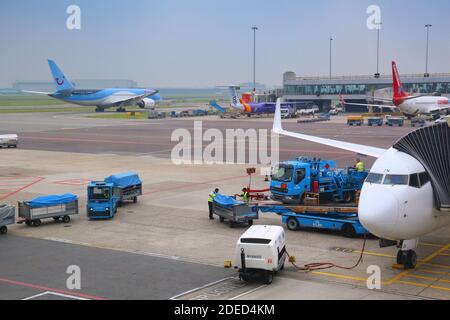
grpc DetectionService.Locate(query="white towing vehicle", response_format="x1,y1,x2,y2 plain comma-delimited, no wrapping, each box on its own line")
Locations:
0,134,18,148
233,225,287,284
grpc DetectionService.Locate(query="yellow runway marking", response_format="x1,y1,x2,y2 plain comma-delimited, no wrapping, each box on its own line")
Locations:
421,243,446,248
439,253,450,257
405,274,450,284
417,269,449,276
422,262,450,270
397,281,450,292
354,250,396,258
388,243,450,286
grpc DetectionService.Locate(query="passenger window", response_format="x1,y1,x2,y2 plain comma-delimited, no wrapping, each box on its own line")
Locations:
384,175,408,185
365,173,383,184
419,172,430,186
409,174,420,188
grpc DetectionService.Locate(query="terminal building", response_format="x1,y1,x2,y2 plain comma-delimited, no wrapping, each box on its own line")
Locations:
276,71,450,112
13,79,138,92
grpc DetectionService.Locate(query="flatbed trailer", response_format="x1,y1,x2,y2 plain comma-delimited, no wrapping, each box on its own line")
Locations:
0,204,15,235
18,194,79,227
258,204,370,238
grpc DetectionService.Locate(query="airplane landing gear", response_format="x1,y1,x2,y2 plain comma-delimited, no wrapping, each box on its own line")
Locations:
95,106,105,112
397,250,417,269
116,107,126,112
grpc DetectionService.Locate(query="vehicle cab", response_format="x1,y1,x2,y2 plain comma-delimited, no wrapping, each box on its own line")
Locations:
87,182,118,219
270,158,336,204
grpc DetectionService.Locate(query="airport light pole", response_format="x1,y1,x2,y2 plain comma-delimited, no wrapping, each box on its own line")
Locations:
329,37,333,80
425,24,432,77
252,26,259,96
375,22,382,78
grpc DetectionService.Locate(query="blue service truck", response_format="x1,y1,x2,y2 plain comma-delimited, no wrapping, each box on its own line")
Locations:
265,157,370,237
270,157,367,205
87,172,142,220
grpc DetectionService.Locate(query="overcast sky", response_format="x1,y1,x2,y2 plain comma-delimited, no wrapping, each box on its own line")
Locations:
1,0,450,88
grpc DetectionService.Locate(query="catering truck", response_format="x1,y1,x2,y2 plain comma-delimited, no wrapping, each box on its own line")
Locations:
87,172,142,220
270,157,367,204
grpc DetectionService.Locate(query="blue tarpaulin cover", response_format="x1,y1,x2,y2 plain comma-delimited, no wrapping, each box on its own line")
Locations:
28,194,78,208
104,172,142,188
213,194,245,208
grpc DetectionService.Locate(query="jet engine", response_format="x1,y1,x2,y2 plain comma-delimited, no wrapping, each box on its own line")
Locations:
138,98,156,109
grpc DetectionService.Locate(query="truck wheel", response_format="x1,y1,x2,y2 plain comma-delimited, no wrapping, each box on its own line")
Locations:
25,220,32,227
33,220,42,227
53,217,60,221
342,224,356,238
248,220,254,227
0,226,7,234
265,273,273,285
287,217,300,231
117,201,122,208
62,216,71,224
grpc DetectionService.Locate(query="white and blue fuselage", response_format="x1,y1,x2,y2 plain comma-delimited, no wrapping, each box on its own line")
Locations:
50,89,162,108
26,60,161,111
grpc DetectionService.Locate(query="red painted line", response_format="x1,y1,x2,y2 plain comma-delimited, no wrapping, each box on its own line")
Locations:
21,135,171,147
0,277,105,300
143,174,248,196
0,177,45,201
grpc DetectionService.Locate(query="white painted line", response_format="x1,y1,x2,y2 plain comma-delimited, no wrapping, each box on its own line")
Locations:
228,285,267,300
170,277,237,300
23,291,90,301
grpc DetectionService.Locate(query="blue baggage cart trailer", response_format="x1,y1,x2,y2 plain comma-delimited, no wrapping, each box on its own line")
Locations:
18,194,79,227
259,205,370,238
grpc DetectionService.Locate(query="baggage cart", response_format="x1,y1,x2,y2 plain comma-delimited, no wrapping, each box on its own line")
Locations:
18,194,79,227
0,204,15,235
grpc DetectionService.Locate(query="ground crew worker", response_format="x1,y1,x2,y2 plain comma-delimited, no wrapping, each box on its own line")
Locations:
241,188,250,204
356,158,365,173
208,188,219,220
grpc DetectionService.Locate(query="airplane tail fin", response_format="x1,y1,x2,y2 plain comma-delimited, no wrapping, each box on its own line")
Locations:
273,98,283,134
226,86,243,108
338,94,346,107
392,61,408,103
48,59,74,93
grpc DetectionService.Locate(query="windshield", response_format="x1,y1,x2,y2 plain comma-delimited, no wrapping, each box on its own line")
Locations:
365,173,384,184
89,187,111,200
272,166,294,182
384,175,408,186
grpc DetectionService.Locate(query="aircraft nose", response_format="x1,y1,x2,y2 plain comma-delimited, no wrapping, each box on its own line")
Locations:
359,189,399,239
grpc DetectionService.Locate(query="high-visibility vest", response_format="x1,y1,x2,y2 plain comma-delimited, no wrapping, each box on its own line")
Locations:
356,161,365,173
208,193,217,203
242,192,250,203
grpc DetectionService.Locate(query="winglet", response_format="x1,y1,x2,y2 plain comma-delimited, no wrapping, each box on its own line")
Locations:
273,98,283,134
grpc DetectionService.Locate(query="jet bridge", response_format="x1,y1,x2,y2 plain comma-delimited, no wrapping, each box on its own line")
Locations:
393,121,450,211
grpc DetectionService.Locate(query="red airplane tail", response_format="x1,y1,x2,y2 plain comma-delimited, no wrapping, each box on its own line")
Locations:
392,61,408,105
338,94,346,107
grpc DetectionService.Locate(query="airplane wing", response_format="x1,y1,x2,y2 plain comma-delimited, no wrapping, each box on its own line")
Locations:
273,99,386,158
113,90,159,106
22,90,53,95
345,102,398,110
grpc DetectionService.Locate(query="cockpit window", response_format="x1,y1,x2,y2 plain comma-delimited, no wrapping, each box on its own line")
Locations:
419,172,430,186
409,174,420,188
384,175,408,186
365,173,384,184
